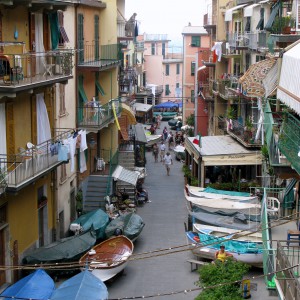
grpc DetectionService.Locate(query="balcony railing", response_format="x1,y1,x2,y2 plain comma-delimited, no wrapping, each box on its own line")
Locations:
0,50,73,89
77,43,122,67
77,98,122,128
211,79,240,100
244,31,268,50
135,42,145,51
276,241,300,299
0,130,72,190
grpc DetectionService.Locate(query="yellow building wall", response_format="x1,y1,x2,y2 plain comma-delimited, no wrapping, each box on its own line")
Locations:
100,124,119,154
100,0,117,45
7,175,53,254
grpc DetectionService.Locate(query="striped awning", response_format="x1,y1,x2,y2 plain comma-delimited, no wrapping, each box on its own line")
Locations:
277,42,300,115
121,103,137,125
112,165,139,186
239,58,277,98
262,59,279,97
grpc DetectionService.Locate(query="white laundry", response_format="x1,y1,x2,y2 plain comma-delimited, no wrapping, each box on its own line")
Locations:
80,130,88,152
80,151,87,173
68,136,77,172
211,42,223,62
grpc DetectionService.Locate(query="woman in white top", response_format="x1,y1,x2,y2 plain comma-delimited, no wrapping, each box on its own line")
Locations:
163,152,173,176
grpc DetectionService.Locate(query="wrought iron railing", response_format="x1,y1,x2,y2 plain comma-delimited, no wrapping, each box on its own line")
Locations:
244,31,268,50
211,79,240,100
0,50,73,87
0,130,72,188
77,98,122,128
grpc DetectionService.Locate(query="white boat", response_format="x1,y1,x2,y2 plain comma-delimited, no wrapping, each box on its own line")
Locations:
186,231,263,268
79,236,133,282
186,184,258,202
193,223,262,243
184,189,261,218
145,134,161,147
173,145,185,161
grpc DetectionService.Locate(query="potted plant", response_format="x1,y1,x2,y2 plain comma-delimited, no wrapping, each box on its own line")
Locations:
271,16,295,34
244,117,254,142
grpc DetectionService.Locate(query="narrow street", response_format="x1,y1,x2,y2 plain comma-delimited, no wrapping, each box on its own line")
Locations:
107,122,200,299
107,122,274,300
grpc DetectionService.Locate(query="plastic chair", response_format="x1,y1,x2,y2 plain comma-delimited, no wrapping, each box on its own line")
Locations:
267,197,280,218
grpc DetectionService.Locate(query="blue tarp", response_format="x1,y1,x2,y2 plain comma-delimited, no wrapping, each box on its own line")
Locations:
50,270,108,300
0,269,55,300
203,187,250,197
154,102,180,109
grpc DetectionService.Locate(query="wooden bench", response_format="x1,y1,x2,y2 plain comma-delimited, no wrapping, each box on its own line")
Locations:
186,259,208,272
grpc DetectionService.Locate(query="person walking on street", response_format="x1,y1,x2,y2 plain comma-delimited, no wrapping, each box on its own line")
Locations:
152,143,159,162
163,127,168,141
157,114,162,129
163,152,173,176
159,141,166,162
168,131,174,150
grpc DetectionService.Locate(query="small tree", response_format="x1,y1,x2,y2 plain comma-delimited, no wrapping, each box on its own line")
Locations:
195,259,250,300
186,114,195,127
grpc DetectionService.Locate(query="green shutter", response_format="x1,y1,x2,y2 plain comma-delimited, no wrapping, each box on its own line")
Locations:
94,15,99,60
78,14,84,63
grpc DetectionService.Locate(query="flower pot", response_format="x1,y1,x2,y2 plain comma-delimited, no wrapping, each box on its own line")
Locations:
283,26,291,34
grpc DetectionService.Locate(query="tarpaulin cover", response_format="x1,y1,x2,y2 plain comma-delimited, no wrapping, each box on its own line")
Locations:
154,102,180,109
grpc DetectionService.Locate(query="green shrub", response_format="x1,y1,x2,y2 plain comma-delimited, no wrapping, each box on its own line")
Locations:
195,259,250,300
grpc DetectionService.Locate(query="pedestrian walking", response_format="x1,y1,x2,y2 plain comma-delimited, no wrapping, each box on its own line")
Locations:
159,141,166,162
163,152,173,176
168,131,174,150
163,127,168,141
157,114,162,129
152,143,159,162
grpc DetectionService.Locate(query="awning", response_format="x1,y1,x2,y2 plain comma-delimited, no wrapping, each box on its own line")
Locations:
58,11,69,43
96,81,105,96
225,4,246,22
197,66,207,72
262,59,279,97
264,1,280,31
277,42,300,114
239,58,277,98
112,165,139,186
244,3,260,17
132,123,147,144
121,103,137,125
186,136,262,166
133,102,152,113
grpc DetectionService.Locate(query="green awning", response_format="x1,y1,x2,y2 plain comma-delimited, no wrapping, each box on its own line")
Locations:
264,1,280,31
96,81,105,96
283,178,297,209
78,84,88,103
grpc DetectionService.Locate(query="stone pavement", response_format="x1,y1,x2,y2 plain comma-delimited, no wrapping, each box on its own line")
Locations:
107,121,277,300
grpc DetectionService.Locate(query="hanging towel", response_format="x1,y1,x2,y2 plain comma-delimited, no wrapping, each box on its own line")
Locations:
58,143,69,161
80,130,88,152
80,151,87,173
68,136,77,172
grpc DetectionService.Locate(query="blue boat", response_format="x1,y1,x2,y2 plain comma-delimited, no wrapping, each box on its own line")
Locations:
50,270,108,300
70,209,110,240
0,269,55,300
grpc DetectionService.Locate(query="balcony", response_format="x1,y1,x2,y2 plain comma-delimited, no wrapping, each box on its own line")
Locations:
77,43,122,71
0,50,73,95
264,100,300,175
227,32,249,50
211,79,240,100
244,31,269,51
77,98,122,129
135,42,145,52
0,130,72,192
198,83,213,102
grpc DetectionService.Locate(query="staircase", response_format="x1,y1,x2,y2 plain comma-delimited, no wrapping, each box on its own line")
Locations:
83,175,111,212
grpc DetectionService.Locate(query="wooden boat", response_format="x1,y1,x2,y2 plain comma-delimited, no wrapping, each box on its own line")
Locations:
186,184,258,202
50,270,108,300
79,235,134,282
23,230,96,265
0,269,55,300
105,213,145,241
187,205,260,231
184,188,261,218
186,231,263,268
70,209,110,240
193,223,262,244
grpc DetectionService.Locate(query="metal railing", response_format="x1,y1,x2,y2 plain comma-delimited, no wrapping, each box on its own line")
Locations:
245,31,268,50
106,149,119,198
211,79,240,100
77,43,122,65
77,98,122,128
0,130,72,188
276,241,300,299
0,50,73,87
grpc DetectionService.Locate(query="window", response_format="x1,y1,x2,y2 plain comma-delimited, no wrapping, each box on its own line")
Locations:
94,15,99,60
162,43,165,58
191,61,196,76
165,64,170,76
191,90,195,103
245,17,251,32
165,84,170,96
78,14,84,63
176,83,180,88
59,84,66,116
151,43,155,55
58,11,69,46
256,8,264,30
191,36,201,47
176,63,180,75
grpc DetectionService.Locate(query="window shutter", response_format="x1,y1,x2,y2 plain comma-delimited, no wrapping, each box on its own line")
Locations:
6,103,15,156
43,13,50,51
94,15,99,60
30,13,36,51
78,14,84,62
44,89,54,131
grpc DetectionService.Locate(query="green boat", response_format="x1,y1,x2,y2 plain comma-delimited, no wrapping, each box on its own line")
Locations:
70,209,110,240
23,230,96,265
105,213,145,242
153,111,178,121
